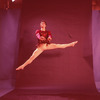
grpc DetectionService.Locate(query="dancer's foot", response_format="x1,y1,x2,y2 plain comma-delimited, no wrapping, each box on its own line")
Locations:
16,65,25,70
71,41,78,47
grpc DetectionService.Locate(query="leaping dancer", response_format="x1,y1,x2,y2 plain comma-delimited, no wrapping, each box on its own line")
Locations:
16,21,78,70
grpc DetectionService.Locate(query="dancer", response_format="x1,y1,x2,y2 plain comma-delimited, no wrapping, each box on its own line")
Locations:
16,21,78,70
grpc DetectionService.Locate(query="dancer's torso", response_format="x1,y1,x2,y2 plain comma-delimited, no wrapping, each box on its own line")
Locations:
35,30,52,44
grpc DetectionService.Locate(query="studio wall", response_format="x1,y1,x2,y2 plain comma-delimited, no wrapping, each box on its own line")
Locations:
92,10,100,92
0,9,21,96
16,0,96,92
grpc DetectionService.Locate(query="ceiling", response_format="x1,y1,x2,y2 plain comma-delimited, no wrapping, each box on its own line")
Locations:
92,0,100,10
0,0,100,10
0,0,23,9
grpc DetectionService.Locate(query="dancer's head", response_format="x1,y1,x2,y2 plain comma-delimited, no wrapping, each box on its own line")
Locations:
40,21,47,28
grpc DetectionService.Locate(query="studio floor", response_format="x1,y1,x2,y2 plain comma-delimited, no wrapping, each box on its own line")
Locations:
0,89,100,100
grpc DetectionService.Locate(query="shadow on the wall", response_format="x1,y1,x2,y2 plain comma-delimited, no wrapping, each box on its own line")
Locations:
83,54,93,68
40,51,63,58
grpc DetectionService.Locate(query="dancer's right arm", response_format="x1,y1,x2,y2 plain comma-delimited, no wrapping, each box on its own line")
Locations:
36,31,46,41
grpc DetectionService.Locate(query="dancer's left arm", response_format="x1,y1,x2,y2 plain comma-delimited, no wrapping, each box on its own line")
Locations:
47,31,52,41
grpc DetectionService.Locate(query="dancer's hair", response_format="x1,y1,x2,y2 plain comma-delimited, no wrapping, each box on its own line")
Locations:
40,20,47,25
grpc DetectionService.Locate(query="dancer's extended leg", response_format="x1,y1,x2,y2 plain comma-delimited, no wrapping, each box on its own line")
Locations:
46,41,78,50
16,48,43,70
16,41,78,70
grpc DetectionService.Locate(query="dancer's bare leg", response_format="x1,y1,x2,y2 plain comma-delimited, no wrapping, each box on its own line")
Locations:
16,41,78,70
16,48,43,70
46,41,78,50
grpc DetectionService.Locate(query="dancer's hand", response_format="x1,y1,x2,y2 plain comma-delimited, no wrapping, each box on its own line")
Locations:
40,36,46,41
16,65,25,71
47,37,52,41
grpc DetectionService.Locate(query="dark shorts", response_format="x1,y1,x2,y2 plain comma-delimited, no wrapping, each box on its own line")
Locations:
36,40,51,47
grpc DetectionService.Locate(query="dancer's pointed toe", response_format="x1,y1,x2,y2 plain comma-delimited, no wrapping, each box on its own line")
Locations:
16,65,25,71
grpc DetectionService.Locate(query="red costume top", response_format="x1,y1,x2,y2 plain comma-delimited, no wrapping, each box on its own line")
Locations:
35,30,52,44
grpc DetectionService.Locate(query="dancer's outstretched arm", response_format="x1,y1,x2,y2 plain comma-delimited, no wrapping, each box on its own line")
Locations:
16,48,43,70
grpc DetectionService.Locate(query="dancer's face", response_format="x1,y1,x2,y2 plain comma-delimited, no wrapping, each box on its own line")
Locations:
40,22,46,28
